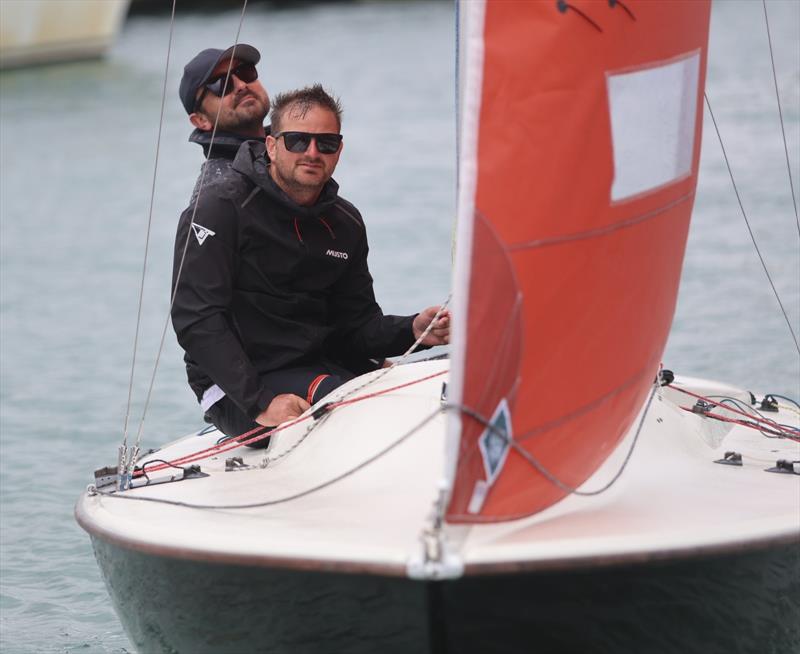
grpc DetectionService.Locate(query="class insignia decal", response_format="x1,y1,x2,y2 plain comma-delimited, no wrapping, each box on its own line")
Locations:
191,222,216,245
468,398,512,514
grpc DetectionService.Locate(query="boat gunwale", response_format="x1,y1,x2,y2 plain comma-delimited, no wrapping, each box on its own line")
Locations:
75,496,411,577
75,492,799,579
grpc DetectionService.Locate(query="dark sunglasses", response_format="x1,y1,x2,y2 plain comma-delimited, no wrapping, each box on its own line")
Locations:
194,62,258,111
274,131,343,155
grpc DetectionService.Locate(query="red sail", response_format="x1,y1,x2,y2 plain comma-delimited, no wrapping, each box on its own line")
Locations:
446,0,711,522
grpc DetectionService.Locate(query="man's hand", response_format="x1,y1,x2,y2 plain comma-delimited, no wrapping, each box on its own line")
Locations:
256,394,311,426
412,306,451,346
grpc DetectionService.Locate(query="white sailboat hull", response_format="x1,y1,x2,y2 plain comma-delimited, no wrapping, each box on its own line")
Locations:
0,0,130,69
76,360,800,652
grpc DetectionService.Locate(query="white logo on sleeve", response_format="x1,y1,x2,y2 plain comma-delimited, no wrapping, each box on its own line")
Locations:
191,223,216,245
325,249,348,260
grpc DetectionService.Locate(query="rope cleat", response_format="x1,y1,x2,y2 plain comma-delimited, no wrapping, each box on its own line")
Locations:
759,394,779,412
714,451,742,467
765,460,800,475
692,399,714,415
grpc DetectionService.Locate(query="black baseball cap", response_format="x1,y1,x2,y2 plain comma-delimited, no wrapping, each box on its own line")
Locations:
179,44,261,114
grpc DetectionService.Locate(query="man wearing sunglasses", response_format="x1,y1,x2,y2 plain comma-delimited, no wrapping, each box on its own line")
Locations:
171,84,450,441
179,44,271,177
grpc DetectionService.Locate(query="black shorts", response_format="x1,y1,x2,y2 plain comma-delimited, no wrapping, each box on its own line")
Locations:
203,361,355,443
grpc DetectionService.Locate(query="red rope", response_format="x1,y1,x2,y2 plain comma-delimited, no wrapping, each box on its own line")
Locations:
132,414,311,477
679,407,800,441
306,374,329,405
671,386,800,441
134,368,448,476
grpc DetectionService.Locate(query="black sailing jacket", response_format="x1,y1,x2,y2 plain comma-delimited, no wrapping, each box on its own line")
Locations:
185,127,264,208
171,140,417,419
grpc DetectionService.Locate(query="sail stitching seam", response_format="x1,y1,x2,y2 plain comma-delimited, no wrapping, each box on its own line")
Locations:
506,192,693,251
515,355,660,445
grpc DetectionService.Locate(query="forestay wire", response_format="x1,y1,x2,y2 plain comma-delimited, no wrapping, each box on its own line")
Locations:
121,0,178,454
123,1,251,456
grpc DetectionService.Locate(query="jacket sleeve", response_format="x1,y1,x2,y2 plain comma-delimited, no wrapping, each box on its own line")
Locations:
171,193,274,419
328,225,421,358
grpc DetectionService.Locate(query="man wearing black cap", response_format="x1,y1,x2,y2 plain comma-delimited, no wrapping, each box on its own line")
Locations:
179,44,270,196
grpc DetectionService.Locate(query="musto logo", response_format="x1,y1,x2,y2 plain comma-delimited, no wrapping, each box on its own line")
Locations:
325,249,349,260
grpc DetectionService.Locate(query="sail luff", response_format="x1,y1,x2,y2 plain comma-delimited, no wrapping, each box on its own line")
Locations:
445,0,487,492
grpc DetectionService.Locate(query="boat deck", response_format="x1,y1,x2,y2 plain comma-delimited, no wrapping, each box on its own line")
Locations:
76,361,800,577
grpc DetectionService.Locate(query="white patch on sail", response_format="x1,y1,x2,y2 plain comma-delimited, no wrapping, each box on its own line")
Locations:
468,398,512,514
607,50,701,202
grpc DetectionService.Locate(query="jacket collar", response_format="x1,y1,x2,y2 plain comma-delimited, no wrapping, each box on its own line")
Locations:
188,124,270,159
232,140,340,219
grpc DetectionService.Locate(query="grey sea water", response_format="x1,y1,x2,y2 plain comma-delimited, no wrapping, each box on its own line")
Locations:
0,1,797,652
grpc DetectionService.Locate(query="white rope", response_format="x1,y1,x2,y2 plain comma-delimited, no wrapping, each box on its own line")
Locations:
328,297,452,403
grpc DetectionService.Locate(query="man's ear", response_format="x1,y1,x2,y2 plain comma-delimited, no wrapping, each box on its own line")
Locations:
266,134,277,161
189,112,213,131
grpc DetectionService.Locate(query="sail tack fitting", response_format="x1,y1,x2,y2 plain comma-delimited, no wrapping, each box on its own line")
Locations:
407,482,463,580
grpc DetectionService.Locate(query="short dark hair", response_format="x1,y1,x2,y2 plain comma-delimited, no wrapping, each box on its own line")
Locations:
270,84,343,134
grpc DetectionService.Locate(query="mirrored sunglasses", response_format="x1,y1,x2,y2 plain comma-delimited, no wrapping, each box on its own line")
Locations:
194,63,258,111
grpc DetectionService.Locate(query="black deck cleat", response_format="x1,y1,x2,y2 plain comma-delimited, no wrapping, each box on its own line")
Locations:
765,460,800,475
714,451,742,466
312,402,333,420
225,457,251,472
692,400,714,415
759,395,779,412
184,465,206,479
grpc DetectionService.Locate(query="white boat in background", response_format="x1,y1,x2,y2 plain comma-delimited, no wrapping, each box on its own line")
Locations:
0,0,131,69
75,1,799,652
